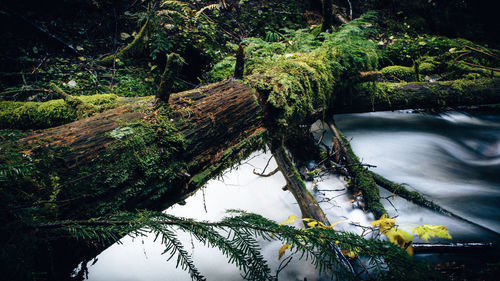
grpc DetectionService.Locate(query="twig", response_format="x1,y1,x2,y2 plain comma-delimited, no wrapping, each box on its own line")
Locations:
382,195,398,212
315,188,346,192
260,155,274,174
346,0,353,20
275,255,293,280
316,129,326,145
253,167,279,177
465,45,499,59
461,61,500,72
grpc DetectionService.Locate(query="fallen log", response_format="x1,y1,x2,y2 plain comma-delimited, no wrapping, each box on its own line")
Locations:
271,139,355,275
371,172,500,236
413,242,495,253
334,79,500,114
2,16,499,277
326,120,386,218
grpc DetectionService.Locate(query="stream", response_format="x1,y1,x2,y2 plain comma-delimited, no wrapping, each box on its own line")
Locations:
83,110,500,280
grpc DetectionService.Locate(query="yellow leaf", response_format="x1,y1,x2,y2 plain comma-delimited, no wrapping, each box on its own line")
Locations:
342,248,358,259
280,215,300,225
405,245,414,256
329,220,345,229
278,243,291,260
301,218,315,222
120,32,131,40
307,221,318,228
410,225,452,242
385,228,414,246
370,214,396,233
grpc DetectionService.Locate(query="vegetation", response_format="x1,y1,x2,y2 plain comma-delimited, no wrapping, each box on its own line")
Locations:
1,0,498,280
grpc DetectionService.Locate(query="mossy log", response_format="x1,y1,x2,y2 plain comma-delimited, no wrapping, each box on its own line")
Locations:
271,140,355,274
8,78,498,221
327,120,386,218
333,78,500,114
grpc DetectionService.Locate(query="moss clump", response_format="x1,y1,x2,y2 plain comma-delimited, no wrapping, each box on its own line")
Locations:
380,65,416,81
205,56,236,83
240,13,380,129
111,69,156,97
0,94,119,129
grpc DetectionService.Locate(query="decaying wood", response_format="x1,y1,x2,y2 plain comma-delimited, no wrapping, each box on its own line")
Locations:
156,53,183,102
234,44,245,79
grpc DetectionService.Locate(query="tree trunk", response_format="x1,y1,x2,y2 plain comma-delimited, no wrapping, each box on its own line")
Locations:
8,78,500,221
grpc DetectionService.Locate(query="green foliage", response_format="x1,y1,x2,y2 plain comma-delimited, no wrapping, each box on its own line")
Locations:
111,67,157,97
35,210,440,281
381,34,499,77
149,1,222,63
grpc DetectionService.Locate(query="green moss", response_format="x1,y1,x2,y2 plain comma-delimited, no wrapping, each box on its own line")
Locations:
242,13,379,130
419,62,437,74
112,70,156,97
445,61,498,80
205,56,236,83
0,94,119,129
0,99,76,130
340,132,386,218
381,65,416,81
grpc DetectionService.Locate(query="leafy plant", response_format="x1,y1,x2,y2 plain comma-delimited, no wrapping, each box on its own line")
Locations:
371,214,452,256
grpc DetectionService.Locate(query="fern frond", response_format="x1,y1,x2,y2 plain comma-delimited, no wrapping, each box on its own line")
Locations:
156,9,188,19
194,3,221,21
161,0,191,15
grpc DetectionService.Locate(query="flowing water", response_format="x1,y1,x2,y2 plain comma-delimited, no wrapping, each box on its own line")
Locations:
83,110,500,280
